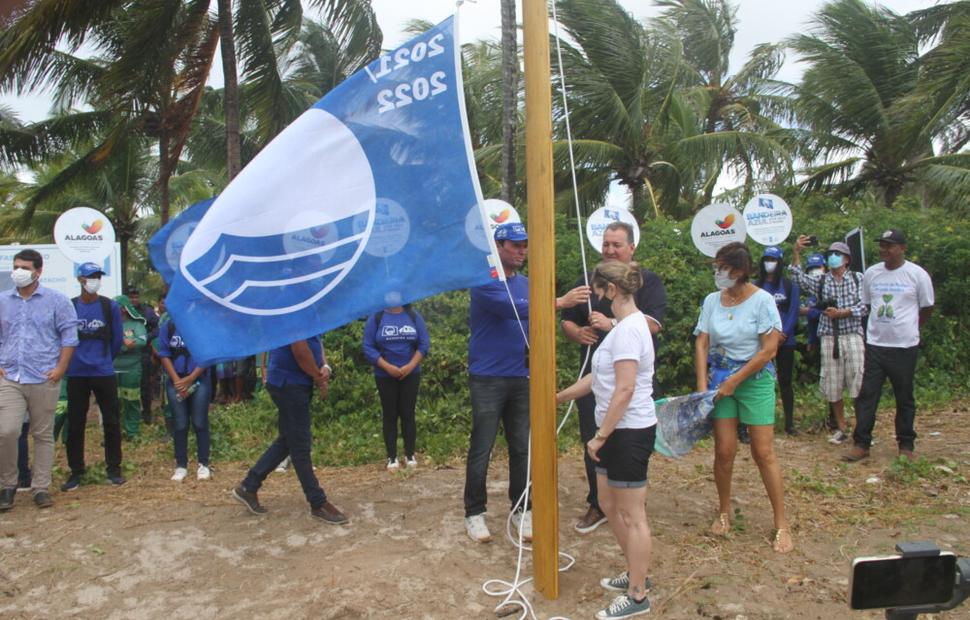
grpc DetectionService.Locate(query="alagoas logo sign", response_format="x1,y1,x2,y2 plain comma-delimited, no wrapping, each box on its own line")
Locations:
690,203,746,257
54,207,116,263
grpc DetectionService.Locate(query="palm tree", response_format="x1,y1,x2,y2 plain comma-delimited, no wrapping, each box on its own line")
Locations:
0,0,219,224
499,0,519,204
549,0,786,219
788,0,970,208
656,0,793,204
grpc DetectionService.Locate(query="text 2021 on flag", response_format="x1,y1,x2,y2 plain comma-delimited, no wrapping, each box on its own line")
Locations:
165,16,495,365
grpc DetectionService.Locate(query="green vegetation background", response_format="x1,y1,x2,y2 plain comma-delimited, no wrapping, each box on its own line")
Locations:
207,195,970,467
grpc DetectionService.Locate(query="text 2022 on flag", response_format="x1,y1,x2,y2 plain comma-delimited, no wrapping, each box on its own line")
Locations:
165,16,495,365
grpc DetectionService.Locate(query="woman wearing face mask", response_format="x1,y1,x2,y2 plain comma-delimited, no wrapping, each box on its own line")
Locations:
754,246,800,435
694,242,793,553
558,261,658,619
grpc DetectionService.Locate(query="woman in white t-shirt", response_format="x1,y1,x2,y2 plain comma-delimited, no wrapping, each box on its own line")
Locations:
558,261,657,619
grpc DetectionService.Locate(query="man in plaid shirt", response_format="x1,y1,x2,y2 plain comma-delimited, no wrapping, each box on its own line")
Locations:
790,238,866,445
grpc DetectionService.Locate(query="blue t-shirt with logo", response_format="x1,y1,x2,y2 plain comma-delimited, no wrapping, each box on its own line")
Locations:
67,297,124,377
267,336,324,387
757,278,800,347
157,320,203,377
468,274,530,377
362,309,430,378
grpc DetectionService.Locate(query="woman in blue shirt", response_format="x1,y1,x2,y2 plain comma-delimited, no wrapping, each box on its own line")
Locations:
754,246,800,435
157,318,212,482
362,305,430,471
694,242,793,553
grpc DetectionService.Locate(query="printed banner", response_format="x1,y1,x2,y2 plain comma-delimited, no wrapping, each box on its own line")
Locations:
585,206,640,252
165,16,495,365
742,193,792,246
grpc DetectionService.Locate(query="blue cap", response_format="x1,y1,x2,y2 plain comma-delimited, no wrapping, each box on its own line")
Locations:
762,246,783,260
807,253,825,269
494,222,527,242
77,262,105,278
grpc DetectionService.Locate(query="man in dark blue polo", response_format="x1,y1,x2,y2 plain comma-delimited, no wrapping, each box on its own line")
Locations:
232,335,347,524
0,249,78,511
62,262,125,490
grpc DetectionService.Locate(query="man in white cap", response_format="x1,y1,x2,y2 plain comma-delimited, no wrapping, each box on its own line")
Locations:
847,229,934,461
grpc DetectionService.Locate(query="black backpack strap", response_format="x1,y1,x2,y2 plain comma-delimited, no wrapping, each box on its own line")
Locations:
374,310,384,327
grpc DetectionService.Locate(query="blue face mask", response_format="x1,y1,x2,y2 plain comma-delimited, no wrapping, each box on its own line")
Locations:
827,253,844,270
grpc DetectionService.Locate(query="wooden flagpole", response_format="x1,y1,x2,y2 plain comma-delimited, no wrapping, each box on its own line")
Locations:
522,0,559,600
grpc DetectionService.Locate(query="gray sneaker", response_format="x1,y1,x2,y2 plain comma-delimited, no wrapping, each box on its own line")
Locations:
600,571,653,593
595,593,651,619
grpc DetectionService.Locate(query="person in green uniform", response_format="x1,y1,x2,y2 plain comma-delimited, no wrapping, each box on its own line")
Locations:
113,296,147,439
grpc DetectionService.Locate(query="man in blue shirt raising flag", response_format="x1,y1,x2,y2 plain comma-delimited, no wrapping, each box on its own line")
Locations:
464,223,532,544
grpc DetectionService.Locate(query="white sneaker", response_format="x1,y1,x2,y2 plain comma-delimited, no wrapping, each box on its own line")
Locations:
386,457,399,472
171,467,188,482
828,430,849,445
197,464,211,480
405,456,417,469
512,509,533,542
465,514,492,543
274,457,291,473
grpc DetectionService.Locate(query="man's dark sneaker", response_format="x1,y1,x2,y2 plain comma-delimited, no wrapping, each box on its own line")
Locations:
60,475,82,492
844,445,870,462
232,485,267,515
0,487,15,511
785,426,799,436
107,474,127,486
596,593,651,619
575,505,608,534
311,501,348,525
898,447,915,459
33,491,53,509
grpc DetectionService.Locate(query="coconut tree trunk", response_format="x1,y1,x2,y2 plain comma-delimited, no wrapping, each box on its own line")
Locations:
499,0,518,204
218,0,242,180
158,131,171,224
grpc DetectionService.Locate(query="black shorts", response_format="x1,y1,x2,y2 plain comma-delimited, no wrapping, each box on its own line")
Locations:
594,425,657,489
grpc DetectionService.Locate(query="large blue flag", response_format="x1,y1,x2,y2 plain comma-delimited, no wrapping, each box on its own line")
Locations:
166,16,496,365
147,198,215,285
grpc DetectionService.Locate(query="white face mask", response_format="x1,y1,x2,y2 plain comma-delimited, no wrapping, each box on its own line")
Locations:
714,268,737,290
11,268,34,289
83,279,101,295
764,261,778,274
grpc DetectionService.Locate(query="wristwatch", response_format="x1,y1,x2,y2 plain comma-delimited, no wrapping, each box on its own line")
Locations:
610,318,617,328
595,429,609,440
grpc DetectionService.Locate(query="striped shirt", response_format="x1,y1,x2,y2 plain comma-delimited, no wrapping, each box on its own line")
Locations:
789,265,866,336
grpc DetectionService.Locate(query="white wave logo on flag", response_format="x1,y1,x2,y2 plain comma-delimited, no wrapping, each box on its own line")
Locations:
179,109,376,315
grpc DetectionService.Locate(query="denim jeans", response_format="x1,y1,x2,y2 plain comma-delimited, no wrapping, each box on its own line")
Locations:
853,344,920,450
241,383,327,509
464,375,530,517
165,377,212,468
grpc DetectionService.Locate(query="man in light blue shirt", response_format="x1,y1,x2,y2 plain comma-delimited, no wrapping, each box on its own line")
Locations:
0,249,78,511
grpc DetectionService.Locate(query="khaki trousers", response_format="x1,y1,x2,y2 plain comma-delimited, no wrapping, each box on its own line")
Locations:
0,377,60,491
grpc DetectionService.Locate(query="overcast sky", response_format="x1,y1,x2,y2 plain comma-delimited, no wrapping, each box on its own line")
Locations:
2,0,934,123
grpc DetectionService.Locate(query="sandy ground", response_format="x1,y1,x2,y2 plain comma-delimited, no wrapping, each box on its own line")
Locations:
1,402,968,619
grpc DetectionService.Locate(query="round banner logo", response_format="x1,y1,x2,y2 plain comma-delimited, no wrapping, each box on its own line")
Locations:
690,203,746,257
742,193,792,246
585,206,640,253
466,199,521,252
53,207,116,263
